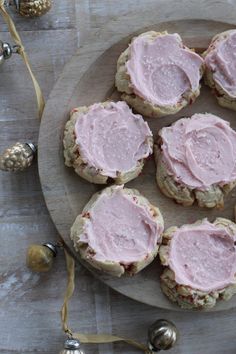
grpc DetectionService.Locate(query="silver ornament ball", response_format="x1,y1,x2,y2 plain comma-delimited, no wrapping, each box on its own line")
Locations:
0,142,37,172
148,319,178,352
60,338,84,354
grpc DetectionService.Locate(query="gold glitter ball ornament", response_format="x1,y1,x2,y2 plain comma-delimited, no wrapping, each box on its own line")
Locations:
26,243,57,272
0,142,36,172
13,0,52,17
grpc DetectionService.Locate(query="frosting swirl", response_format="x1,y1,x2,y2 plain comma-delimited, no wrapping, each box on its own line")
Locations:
169,220,236,292
74,101,152,178
205,30,236,97
79,186,163,264
126,32,203,106
160,113,236,190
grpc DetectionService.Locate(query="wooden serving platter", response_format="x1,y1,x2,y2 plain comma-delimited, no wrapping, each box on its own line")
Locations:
38,19,236,311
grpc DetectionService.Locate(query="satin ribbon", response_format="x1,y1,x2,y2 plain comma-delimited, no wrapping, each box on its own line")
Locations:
61,249,151,353
0,0,45,118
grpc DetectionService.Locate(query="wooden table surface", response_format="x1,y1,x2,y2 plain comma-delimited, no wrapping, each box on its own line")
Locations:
1,1,236,353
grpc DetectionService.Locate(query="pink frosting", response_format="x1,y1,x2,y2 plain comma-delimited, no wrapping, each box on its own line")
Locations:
74,101,152,178
79,186,163,264
169,220,236,292
205,30,236,97
126,33,203,106
160,113,236,190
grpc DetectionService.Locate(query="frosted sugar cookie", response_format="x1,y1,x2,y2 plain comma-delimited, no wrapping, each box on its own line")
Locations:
63,101,153,184
159,218,236,309
203,30,236,110
116,31,204,118
155,113,236,208
71,185,164,277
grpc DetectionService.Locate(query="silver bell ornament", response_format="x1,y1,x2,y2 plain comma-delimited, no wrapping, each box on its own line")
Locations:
60,338,84,354
147,319,178,352
0,142,37,172
26,242,57,272
0,40,12,65
7,0,52,17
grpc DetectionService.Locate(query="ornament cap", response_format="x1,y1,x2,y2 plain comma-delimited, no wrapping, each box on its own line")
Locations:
148,319,178,352
0,41,12,63
64,338,81,349
26,142,37,154
13,0,20,11
2,42,12,59
43,242,57,257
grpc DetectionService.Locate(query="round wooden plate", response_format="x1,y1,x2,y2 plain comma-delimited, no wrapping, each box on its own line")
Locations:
38,19,236,311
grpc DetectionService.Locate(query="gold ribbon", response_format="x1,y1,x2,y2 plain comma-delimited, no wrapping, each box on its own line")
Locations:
0,1,45,118
61,249,151,353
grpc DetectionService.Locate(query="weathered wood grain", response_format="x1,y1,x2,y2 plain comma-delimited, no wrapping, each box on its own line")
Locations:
1,1,236,353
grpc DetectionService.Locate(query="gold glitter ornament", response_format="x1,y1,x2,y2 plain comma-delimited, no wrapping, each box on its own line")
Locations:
26,243,57,272
12,0,52,17
0,142,36,172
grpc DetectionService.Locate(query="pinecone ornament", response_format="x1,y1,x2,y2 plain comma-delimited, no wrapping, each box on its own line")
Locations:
0,142,37,172
13,0,52,17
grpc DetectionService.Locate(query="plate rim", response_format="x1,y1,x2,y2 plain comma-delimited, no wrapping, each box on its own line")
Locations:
38,18,236,312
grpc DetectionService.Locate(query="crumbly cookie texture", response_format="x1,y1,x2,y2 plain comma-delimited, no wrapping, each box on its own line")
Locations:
159,218,236,309
203,30,236,111
115,31,203,118
63,101,152,184
154,143,236,208
71,186,164,277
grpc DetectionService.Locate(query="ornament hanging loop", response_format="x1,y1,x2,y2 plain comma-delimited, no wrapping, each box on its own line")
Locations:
12,44,21,53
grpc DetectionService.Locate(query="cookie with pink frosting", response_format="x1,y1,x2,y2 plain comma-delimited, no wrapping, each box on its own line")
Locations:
155,113,236,208
63,101,153,184
71,185,164,277
203,30,236,111
115,31,204,118
159,218,236,309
